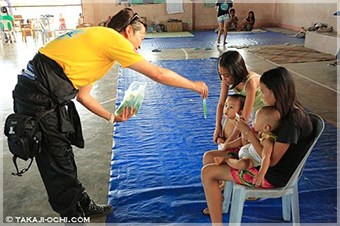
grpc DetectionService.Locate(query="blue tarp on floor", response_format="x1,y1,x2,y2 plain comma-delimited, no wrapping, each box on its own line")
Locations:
141,30,304,50
107,59,337,224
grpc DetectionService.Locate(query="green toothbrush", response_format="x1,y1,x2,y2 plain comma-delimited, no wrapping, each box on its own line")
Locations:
203,98,207,119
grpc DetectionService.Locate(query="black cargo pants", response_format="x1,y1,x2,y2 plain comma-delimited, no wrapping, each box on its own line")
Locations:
12,53,85,217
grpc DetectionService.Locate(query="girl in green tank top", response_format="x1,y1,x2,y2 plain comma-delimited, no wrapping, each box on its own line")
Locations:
214,50,265,144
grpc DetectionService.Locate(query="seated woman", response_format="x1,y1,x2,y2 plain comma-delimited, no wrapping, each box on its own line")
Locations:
240,11,255,31
201,67,313,223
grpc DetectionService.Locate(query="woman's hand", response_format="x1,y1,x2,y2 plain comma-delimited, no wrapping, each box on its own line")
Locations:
192,81,208,99
253,173,265,187
114,106,136,122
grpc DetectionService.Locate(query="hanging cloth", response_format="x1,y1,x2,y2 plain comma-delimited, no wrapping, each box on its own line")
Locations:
166,0,184,14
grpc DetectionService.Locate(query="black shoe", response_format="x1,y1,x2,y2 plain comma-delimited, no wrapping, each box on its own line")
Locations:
77,192,114,218
82,199,114,218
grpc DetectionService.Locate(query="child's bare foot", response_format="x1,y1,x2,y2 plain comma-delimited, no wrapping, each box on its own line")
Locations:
225,157,239,168
202,194,224,215
203,207,210,215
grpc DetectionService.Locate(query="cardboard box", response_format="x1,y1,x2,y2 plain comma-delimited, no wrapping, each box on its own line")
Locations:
166,22,182,32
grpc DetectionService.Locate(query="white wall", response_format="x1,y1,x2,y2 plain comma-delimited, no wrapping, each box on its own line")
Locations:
274,3,338,32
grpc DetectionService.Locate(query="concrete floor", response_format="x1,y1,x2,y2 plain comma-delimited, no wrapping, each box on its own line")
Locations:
1,29,338,225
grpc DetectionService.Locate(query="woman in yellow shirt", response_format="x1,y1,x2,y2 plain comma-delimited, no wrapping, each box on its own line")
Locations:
12,8,208,221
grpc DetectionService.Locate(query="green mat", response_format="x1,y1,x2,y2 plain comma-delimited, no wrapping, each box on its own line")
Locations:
145,31,194,39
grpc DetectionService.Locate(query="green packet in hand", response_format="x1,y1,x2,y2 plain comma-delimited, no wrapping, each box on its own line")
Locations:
115,81,147,116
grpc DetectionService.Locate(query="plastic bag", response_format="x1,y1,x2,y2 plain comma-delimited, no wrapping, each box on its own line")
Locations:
115,82,146,116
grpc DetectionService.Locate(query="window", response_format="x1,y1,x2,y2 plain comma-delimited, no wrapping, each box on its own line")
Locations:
6,0,82,29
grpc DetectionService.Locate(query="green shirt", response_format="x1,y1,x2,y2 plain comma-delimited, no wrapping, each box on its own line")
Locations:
233,74,266,112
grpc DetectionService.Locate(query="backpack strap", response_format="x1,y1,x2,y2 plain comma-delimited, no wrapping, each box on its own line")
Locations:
11,156,34,177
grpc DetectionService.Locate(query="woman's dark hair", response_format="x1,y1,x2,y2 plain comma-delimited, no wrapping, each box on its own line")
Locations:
260,67,308,125
248,11,255,23
218,51,249,89
106,8,147,33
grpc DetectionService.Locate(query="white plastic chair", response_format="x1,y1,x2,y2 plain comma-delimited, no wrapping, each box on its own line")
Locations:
221,113,325,225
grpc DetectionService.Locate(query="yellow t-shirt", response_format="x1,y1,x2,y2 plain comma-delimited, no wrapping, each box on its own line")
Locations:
39,27,145,89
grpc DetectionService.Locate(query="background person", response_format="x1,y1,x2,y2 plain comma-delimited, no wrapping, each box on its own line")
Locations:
240,11,255,31
227,8,238,31
0,6,15,43
11,7,208,221
78,13,84,26
59,13,66,29
215,0,233,46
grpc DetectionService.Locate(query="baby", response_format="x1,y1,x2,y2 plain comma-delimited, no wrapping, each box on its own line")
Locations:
216,106,281,187
217,94,245,150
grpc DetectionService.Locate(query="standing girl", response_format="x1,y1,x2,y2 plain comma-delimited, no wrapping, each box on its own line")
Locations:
215,0,233,46
201,67,313,223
